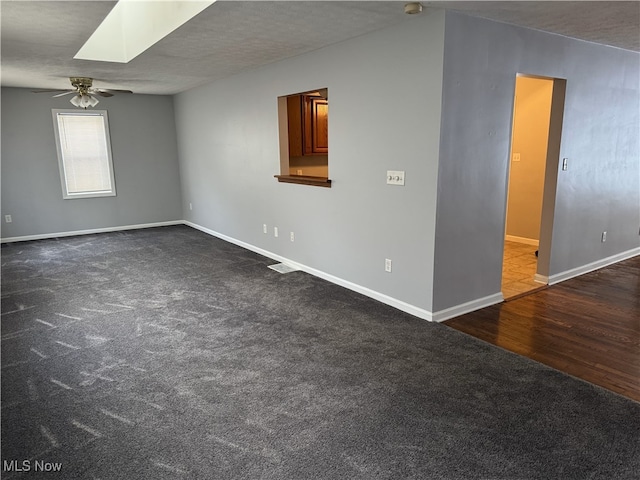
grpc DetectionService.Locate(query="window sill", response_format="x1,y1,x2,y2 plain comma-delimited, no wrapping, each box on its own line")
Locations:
274,175,332,188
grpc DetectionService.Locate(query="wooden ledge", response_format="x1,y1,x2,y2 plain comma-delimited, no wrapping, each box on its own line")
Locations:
274,175,332,187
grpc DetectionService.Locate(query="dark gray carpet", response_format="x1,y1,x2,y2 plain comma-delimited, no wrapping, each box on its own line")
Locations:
2,225,639,479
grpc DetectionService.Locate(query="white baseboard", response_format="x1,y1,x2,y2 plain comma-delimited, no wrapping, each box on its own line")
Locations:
11,220,633,325
189,222,637,322
431,293,505,323
534,274,549,284
505,235,539,246
0,220,183,244
547,247,640,285
184,221,435,321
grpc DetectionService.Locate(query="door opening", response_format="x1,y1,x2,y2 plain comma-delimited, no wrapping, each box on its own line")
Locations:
502,75,566,300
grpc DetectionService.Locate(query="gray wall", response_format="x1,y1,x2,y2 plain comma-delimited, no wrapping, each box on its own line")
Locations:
433,13,640,311
175,11,446,313
1,88,183,239
4,10,636,319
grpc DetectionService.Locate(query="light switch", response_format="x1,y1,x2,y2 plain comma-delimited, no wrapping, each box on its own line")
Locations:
387,170,405,186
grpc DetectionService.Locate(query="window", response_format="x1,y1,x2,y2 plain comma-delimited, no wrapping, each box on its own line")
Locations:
275,88,330,187
52,109,116,199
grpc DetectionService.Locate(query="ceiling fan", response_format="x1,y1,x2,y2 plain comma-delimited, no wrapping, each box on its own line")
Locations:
32,77,132,108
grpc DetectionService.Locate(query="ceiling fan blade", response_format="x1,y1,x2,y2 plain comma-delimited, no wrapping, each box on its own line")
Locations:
32,89,69,94
52,91,76,98
96,88,133,95
94,90,114,98
33,81,133,99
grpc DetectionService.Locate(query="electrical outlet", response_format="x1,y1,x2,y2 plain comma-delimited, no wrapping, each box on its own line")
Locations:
5,215,12,223
290,232,295,242
189,203,193,211
274,227,278,238
601,231,607,242
385,258,392,273
512,153,521,162
386,171,405,186
297,169,303,175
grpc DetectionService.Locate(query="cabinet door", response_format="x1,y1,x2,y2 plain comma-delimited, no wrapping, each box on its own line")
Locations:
303,96,328,155
287,96,303,157
312,99,328,153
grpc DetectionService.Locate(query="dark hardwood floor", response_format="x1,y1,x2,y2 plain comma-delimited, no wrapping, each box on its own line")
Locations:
445,255,640,403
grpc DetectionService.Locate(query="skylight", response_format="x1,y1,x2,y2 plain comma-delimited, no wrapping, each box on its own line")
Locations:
74,0,217,63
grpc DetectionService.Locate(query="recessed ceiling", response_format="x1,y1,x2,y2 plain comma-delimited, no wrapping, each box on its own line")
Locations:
1,1,638,95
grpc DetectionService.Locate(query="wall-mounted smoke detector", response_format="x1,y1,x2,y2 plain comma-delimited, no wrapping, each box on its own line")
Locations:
404,2,423,15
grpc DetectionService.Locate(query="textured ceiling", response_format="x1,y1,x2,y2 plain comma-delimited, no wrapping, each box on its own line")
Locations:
1,1,638,95
432,1,640,51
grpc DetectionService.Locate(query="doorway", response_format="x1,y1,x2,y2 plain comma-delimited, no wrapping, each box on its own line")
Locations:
502,75,566,300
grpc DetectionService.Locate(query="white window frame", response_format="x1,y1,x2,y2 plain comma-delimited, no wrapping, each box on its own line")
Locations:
52,109,117,199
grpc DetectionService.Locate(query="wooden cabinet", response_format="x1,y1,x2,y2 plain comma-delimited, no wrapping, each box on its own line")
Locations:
287,94,328,156
287,96,304,157
304,96,328,155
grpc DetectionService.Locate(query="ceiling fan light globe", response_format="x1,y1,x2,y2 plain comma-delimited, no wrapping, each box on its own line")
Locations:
70,94,83,107
70,94,99,109
80,95,92,108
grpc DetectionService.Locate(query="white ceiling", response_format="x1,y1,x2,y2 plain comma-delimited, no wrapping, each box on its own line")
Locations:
1,1,638,95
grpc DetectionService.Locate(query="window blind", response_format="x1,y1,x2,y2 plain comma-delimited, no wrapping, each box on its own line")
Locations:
55,112,114,196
